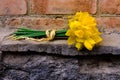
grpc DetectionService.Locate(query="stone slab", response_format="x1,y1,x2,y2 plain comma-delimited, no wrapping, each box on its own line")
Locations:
0,29,120,56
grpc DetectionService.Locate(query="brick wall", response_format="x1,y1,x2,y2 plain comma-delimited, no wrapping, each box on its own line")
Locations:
0,0,120,30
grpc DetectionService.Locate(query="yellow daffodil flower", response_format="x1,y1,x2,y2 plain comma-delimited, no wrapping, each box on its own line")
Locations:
66,12,102,50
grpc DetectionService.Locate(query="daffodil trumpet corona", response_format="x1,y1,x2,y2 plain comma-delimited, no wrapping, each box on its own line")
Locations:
12,12,102,51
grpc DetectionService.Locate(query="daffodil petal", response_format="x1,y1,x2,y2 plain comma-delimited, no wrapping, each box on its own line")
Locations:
75,30,84,38
67,37,75,45
65,30,72,36
88,38,96,45
84,40,94,50
69,21,81,30
75,43,83,50
92,36,102,44
76,38,84,42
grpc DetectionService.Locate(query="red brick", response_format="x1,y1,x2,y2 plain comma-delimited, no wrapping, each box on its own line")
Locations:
30,0,97,14
100,0,120,14
97,17,120,30
5,17,68,30
0,0,27,15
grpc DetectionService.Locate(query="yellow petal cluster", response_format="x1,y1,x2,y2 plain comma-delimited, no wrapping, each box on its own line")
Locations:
66,12,102,50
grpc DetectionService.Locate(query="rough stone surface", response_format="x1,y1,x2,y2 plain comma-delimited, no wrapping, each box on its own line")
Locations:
100,0,120,14
5,17,67,30
2,70,29,80
1,53,120,79
1,31,120,56
0,62,6,74
30,0,97,14
0,0,27,15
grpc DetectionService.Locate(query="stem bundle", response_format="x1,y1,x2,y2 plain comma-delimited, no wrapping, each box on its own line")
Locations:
13,28,67,39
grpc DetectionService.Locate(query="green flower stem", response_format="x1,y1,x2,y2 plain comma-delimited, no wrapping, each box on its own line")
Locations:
13,28,67,39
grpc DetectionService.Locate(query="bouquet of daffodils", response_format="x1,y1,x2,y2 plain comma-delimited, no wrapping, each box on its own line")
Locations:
12,12,102,51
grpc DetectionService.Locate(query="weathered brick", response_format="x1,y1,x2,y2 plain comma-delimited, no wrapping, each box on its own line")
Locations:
97,17,120,30
30,0,97,14
100,0,120,14
0,0,27,15
5,17,68,30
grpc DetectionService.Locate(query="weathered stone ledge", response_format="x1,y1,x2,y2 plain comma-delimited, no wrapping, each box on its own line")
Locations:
0,39,120,56
1,29,120,80
0,29,120,56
